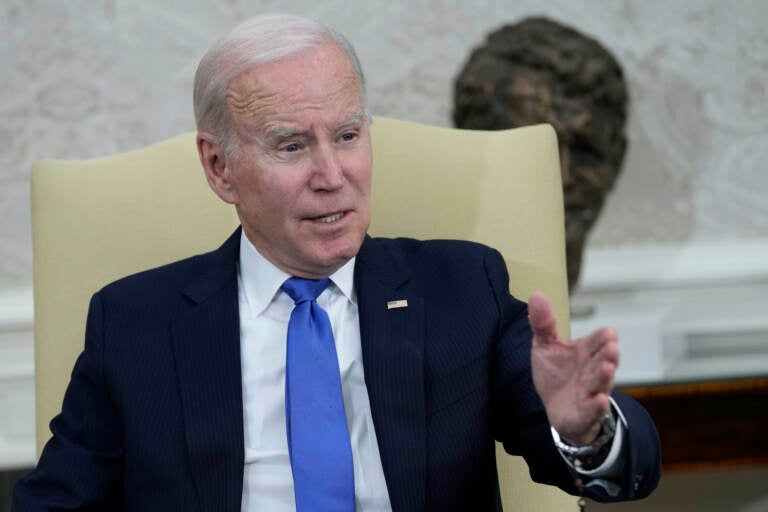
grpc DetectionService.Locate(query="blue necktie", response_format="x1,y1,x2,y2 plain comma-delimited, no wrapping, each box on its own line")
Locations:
282,277,355,511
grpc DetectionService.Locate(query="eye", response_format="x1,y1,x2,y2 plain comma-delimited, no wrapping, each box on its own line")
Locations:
340,132,357,142
282,143,301,153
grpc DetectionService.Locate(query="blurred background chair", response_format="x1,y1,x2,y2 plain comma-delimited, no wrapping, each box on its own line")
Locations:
31,116,573,510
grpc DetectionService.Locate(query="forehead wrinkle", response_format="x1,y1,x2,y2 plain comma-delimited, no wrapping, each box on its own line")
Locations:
229,64,362,114
226,59,365,146
226,86,283,122
227,85,292,147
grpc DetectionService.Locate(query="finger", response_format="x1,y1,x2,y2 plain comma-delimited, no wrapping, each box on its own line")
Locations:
586,359,616,395
528,291,559,344
601,338,620,367
582,326,619,357
577,340,620,366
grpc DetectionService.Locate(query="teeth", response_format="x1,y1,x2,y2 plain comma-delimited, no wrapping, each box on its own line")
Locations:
316,212,344,223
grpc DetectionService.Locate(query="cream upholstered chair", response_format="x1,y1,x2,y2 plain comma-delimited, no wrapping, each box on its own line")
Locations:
31,116,575,510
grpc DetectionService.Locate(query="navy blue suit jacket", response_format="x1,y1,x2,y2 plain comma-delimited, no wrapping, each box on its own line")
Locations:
14,228,660,511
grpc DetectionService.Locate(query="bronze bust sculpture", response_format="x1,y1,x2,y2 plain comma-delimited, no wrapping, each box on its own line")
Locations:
454,17,629,291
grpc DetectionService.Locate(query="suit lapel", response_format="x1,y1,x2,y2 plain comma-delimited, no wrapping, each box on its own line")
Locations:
167,231,427,511
171,229,244,512
355,236,426,511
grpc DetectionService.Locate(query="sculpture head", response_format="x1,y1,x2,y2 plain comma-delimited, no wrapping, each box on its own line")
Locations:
454,17,629,290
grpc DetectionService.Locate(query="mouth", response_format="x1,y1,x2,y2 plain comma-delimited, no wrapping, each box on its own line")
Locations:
310,211,347,224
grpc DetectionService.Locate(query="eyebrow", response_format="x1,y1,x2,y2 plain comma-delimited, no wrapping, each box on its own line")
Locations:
336,110,369,132
262,126,305,144
260,109,369,147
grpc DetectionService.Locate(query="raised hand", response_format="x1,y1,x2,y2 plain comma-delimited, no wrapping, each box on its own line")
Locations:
528,291,619,445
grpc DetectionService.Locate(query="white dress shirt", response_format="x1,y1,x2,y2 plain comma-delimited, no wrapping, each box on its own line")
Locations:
238,233,392,511
237,232,626,509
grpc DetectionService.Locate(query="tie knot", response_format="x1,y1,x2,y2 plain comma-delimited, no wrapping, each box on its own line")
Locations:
282,276,332,304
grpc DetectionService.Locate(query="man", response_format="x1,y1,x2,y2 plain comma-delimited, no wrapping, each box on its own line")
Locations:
14,13,660,511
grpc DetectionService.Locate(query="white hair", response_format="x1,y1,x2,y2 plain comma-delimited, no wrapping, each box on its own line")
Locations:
193,13,367,155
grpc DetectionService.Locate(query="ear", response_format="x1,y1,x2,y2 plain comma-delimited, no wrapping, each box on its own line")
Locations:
197,132,239,204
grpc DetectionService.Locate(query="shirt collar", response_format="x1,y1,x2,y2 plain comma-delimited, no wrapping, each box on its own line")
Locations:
239,231,357,317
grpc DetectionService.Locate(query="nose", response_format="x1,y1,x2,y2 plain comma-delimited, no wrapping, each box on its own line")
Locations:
309,143,345,191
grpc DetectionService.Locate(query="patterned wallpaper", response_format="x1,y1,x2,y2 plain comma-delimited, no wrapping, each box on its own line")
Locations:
1,0,767,289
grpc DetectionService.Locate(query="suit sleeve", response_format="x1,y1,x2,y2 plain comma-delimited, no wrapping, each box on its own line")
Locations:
13,292,124,511
483,248,660,502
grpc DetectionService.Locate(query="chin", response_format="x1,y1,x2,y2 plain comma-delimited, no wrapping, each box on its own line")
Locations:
315,234,365,269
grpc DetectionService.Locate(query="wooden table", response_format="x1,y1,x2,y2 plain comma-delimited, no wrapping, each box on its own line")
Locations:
621,377,768,471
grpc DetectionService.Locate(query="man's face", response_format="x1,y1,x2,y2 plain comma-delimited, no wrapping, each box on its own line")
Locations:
213,43,372,278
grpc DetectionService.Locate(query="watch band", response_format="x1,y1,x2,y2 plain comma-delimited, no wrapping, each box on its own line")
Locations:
552,410,617,470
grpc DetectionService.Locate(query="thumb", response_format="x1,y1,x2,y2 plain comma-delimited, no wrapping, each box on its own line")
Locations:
528,291,559,344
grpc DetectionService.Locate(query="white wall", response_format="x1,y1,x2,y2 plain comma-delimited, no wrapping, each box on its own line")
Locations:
1,0,768,289
0,287,34,469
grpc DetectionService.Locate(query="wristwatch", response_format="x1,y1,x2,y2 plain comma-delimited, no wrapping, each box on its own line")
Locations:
551,410,617,470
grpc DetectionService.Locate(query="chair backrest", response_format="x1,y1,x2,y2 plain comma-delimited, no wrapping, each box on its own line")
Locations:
31,116,573,510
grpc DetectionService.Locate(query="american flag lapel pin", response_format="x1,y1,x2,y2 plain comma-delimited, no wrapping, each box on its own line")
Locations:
387,299,408,310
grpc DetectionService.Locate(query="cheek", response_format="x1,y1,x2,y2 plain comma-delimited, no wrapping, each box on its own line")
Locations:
259,177,306,220
351,155,373,191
